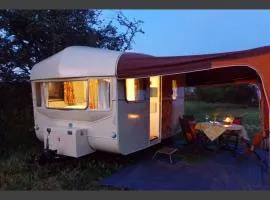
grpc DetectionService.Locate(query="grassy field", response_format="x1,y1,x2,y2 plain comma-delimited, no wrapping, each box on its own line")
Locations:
0,134,161,190
0,141,144,190
0,101,262,190
184,101,262,139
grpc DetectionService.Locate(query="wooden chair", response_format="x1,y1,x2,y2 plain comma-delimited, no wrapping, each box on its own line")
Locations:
232,116,242,125
179,117,197,143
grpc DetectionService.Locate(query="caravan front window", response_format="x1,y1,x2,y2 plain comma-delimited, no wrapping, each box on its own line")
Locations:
35,82,42,107
89,79,111,110
46,80,88,109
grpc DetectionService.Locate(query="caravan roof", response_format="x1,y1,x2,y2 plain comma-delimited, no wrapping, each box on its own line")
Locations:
30,46,124,80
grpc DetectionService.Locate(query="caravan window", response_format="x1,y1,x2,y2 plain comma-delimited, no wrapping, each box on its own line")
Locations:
125,78,148,102
46,80,88,109
172,80,178,100
35,82,42,107
89,79,111,110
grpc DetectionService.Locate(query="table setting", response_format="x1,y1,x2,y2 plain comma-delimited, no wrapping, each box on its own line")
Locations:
195,114,249,142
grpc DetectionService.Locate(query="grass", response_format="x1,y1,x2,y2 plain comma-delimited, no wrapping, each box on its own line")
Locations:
0,101,263,190
0,145,131,190
0,134,162,190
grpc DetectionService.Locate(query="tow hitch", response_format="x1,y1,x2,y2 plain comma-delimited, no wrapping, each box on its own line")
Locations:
37,128,57,165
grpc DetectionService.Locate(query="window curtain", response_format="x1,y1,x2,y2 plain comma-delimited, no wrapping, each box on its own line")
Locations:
98,80,110,109
64,81,75,105
89,79,98,109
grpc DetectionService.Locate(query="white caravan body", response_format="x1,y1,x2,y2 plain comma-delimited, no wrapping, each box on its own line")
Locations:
30,46,185,158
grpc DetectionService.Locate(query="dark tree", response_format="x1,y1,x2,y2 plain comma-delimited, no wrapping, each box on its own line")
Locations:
0,9,144,82
193,84,260,106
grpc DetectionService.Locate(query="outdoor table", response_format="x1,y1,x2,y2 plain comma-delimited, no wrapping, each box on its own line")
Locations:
195,121,249,143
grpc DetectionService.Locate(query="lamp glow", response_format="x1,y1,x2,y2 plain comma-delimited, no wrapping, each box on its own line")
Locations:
128,114,140,119
126,79,135,101
223,117,233,125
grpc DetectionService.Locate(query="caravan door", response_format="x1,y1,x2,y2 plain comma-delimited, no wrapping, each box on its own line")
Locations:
149,76,161,143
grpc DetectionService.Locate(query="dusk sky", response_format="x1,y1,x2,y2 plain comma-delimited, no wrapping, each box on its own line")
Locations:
103,10,270,56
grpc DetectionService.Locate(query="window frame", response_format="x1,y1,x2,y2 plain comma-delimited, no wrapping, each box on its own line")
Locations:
37,77,113,111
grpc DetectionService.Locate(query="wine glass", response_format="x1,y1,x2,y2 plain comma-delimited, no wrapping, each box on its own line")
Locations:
213,113,217,123
205,114,209,122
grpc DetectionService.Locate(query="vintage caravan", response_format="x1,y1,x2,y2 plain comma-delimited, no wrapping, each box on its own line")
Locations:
30,46,185,158
31,45,270,160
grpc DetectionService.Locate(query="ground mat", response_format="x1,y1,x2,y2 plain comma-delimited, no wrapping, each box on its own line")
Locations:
100,151,270,190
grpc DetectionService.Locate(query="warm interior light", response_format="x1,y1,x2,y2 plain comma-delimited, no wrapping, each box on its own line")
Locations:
128,114,140,119
89,79,99,109
126,79,135,101
224,117,231,123
89,79,111,110
47,81,87,109
172,80,178,100
223,116,233,125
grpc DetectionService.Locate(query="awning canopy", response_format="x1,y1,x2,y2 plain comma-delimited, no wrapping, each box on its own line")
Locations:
117,46,270,79
118,46,270,135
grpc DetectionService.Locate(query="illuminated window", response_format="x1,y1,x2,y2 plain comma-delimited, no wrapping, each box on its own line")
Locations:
46,80,87,109
48,82,64,99
35,82,42,107
89,79,111,110
126,78,148,101
172,80,178,100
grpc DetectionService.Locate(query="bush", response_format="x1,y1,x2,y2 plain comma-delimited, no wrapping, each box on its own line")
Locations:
191,84,259,106
0,82,38,157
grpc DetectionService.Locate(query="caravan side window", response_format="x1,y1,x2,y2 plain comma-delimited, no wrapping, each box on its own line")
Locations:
46,80,88,109
172,79,178,100
125,78,148,102
88,79,111,110
35,82,42,107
